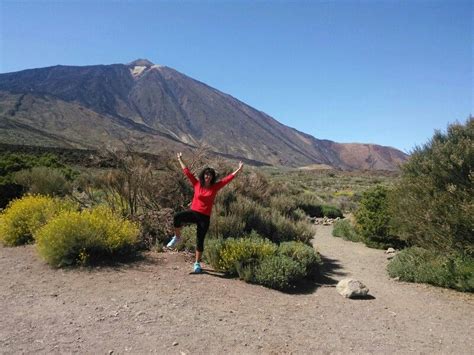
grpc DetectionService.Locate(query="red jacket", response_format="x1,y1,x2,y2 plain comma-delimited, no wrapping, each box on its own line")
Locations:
183,167,235,216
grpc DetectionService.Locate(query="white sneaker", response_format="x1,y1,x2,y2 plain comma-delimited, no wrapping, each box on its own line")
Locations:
166,236,181,249
193,262,202,273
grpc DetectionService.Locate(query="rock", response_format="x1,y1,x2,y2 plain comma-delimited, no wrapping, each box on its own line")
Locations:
336,278,369,298
385,247,396,254
387,253,396,260
173,342,179,346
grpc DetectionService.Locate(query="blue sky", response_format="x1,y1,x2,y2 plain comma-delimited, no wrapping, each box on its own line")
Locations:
1,0,472,153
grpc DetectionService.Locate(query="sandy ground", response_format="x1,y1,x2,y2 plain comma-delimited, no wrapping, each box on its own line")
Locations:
1,225,473,354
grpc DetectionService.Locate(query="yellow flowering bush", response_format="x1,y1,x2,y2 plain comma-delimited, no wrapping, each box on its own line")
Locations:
205,236,277,275
36,205,140,267
0,195,76,246
205,235,322,290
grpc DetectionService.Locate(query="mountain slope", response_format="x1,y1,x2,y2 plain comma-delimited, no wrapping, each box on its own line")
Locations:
0,60,407,170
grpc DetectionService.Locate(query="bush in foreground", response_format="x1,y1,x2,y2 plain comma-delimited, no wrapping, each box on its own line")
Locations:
36,205,140,267
205,236,278,276
254,255,305,290
278,241,321,278
390,119,473,256
0,195,76,246
204,236,321,290
387,247,474,292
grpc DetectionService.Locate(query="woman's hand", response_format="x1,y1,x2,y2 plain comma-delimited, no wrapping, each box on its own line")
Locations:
233,161,244,176
177,152,186,169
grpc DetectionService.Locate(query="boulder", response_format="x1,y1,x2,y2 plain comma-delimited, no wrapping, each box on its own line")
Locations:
336,279,369,298
385,247,397,260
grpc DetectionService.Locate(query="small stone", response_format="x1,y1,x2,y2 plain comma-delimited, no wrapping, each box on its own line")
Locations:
173,342,179,346
385,247,396,254
108,351,114,355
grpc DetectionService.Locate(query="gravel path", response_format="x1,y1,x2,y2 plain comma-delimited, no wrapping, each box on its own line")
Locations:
0,225,473,354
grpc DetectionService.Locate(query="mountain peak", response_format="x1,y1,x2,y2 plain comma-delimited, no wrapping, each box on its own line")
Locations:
127,59,154,67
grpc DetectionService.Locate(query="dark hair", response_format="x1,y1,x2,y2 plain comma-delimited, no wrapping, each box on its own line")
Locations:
199,167,217,186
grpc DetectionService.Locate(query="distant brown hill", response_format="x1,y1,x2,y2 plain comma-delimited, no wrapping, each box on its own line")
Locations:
0,59,407,170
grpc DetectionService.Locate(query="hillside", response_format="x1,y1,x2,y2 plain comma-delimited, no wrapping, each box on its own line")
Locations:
0,60,408,170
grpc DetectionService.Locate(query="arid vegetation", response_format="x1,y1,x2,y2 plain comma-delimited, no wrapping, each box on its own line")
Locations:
1,119,472,292
0,146,338,289
332,119,473,292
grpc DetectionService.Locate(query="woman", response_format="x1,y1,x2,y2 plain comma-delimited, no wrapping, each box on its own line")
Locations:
167,152,244,273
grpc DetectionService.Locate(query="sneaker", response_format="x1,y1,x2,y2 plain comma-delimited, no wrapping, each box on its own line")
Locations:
166,236,180,249
193,262,202,273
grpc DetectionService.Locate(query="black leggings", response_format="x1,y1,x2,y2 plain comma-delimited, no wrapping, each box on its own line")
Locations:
173,210,210,252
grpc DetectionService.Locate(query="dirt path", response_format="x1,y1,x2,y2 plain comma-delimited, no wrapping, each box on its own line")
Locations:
1,225,473,354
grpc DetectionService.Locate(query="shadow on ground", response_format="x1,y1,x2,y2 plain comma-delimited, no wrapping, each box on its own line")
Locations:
316,254,348,286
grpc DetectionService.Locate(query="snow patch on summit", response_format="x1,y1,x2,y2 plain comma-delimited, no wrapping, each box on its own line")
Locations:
131,66,147,77
130,64,165,77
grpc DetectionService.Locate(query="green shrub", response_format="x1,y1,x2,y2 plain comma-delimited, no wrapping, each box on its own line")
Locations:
0,152,76,207
254,255,306,290
387,247,474,292
36,205,140,267
355,185,404,249
0,195,76,246
269,194,299,217
204,236,321,290
295,194,323,217
278,241,321,278
291,208,307,222
205,236,278,276
321,205,343,218
264,210,313,244
232,171,272,204
332,219,361,242
288,194,342,219
209,212,246,239
390,119,473,256
217,196,313,244
14,167,72,197
0,152,66,179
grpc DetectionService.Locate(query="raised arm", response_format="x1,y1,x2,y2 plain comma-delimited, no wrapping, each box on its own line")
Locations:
232,161,244,176
177,152,198,185
177,152,186,169
214,161,244,190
